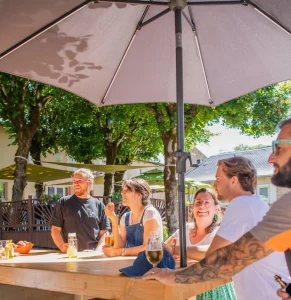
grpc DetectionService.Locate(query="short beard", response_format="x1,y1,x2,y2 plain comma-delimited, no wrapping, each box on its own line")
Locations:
271,157,291,188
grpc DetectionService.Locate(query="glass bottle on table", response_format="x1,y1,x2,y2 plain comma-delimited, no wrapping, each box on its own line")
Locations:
5,240,14,259
67,233,78,258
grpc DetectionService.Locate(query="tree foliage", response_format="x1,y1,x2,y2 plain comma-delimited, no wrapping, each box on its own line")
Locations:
234,144,267,151
144,81,291,233
0,73,54,200
215,82,291,136
41,95,163,195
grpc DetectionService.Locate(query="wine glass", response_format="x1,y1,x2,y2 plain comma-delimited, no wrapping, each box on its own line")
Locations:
146,233,163,271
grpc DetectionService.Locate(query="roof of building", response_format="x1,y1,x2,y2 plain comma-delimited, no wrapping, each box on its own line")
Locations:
191,147,207,159
186,146,273,182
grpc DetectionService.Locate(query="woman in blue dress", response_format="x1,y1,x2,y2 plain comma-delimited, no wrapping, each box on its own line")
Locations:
103,178,163,257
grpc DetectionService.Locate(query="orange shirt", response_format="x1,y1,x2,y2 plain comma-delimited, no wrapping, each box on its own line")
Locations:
251,191,291,252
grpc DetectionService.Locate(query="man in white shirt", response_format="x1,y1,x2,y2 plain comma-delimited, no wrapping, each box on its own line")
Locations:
207,156,289,300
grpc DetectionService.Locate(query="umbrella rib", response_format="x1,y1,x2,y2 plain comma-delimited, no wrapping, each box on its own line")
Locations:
246,0,291,36
187,7,213,105
0,0,91,60
187,0,243,5
98,0,168,6
182,11,195,31
101,5,152,104
139,8,171,29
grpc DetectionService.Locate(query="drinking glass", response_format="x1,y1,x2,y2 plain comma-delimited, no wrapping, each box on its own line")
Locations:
67,233,78,258
0,240,6,259
146,233,163,271
105,231,114,247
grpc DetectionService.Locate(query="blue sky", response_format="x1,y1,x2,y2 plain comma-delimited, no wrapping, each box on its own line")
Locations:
196,124,277,158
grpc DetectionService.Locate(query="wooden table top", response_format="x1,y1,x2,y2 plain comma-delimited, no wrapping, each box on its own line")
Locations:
0,250,230,299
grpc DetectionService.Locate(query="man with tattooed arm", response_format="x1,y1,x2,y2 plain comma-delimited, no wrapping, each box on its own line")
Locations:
143,118,291,300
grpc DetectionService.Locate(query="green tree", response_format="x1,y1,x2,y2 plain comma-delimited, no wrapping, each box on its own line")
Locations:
234,144,267,151
145,82,291,234
146,103,216,233
42,95,162,196
0,73,54,201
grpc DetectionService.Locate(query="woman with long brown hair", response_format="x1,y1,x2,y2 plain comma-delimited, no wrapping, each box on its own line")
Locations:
103,178,163,257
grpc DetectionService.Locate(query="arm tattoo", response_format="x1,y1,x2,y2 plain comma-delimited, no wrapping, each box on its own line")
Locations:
174,232,273,284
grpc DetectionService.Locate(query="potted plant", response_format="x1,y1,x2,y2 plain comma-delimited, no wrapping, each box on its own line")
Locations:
39,194,52,203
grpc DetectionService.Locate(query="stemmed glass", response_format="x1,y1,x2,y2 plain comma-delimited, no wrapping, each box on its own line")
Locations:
146,232,163,272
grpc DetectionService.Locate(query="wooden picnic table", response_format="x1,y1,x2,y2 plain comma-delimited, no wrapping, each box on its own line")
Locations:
0,250,230,300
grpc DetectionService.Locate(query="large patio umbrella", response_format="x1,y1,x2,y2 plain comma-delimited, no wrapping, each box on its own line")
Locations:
0,0,290,266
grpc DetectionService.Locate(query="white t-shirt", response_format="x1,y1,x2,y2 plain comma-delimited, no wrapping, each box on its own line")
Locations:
173,223,220,252
120,205,164,241
216,195,289,300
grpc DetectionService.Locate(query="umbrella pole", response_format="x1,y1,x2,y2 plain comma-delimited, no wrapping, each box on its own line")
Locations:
174,4,187,268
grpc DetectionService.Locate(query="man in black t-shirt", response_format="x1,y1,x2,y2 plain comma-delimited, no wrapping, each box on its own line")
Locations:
50,168,110,252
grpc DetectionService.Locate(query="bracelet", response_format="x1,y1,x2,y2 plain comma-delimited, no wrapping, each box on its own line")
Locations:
121,248,126,256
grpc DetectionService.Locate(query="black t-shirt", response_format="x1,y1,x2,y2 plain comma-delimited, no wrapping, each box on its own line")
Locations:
50,194,110,251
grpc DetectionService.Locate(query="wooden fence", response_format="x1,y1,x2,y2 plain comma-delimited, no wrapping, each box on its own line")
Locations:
0,197,167,248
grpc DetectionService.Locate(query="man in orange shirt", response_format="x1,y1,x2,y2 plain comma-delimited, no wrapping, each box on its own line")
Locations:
143,118,291,299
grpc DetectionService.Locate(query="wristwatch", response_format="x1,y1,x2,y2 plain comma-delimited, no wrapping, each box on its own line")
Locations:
121,248,126,256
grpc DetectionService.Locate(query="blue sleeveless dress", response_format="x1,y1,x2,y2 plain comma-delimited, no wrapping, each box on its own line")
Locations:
124,206,149,247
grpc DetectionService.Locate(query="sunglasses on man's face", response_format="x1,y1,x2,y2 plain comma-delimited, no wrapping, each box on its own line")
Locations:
272,140,291,154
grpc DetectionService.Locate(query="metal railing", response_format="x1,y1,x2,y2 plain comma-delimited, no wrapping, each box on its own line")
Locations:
0,197,167,247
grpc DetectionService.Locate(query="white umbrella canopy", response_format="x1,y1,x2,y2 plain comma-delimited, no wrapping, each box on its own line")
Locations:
0,0,290,107
0,0,291,266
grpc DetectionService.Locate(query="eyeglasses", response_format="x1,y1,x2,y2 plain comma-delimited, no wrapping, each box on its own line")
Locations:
272,140,291,154
193,200,213,208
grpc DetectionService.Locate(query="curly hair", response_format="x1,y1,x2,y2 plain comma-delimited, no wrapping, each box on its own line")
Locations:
73,168,94,181
218,156,257,193
122,178,151,206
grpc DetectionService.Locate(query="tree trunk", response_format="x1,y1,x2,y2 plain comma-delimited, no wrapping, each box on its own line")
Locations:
83,158,93,164
103,129,122,196
30,132,43,199
103,141,117,197
161,129,178,235
114,171,125,193
12,133,33,201
104,173,113,196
